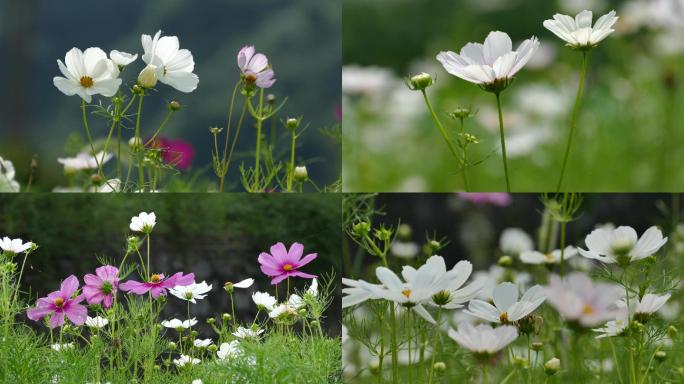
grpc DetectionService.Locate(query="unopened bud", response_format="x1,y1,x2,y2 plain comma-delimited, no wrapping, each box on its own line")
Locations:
498,255,513,268
654,351,667,362
138,65,158,88
294,166,308,182
544,358,560,375
409,72,433,91
433,361,446,372
286,118,300,130
168,100,181,112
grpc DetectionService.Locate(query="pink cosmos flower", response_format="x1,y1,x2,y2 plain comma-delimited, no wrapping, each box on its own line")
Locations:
119,272,195,298
458,193,512,206
153,138,195,170
83,265,119,308
258,242,317,285
237,46,276,89
26,275,88,328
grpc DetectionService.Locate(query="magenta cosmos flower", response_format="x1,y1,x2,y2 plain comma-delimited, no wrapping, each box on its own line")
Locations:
237,46,276,89
258,242,317,285
458,193,512,206
119,272,194,298
83,265,119,308
26,275,87,328
156,137,195,170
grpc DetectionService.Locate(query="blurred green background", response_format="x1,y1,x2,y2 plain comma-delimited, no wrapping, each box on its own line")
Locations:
342,0,684,192
0,193,342,333
0,0,341,191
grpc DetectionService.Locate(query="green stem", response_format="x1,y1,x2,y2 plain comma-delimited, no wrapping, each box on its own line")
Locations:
459,117,470,192
253,89,264,191
556,51,589,192
287,129,296,192
144,110,174,147
222,102,248,191
81,100,103,175
389,302,399,384
420,90,463,184
134,94,146,190
482,364,489,384
495,92,511,192
560,221,567,278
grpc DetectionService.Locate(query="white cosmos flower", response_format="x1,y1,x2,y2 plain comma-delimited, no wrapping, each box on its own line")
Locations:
473,265,531,301
391,241,420,259
341,278,384,308
544,273,623,327
499,228,534,256
0,156,20,192
436,31,539,89
306,278,319,296
217,340,241,360
635,293,671,316
161,318,197,329
51,343,75,351
593,313,629,339
520,246,578,264
173,354,200,367
85,316,109,329
287,294,306,309
269,303,297,319
544,10,618,49
416,259,483,310
193,338,213,348
252,291,277,311
141,30,199,93
109,50,138,66
464,282,546,324
448,323,518,354
0,237,33,254
578,225,668,265
233,278,254,289
232,326,264,339
58,151,112,173
53,47,122,103
170,281,212,304
192,380,203,384
129,212,156,233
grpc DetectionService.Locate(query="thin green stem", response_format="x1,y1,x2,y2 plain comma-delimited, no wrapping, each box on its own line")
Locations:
143,109,174,147
482,364,490,384
495,92,511,192
459,117,470,191
609,338,625,384
420,90,462,181
222,102,248,191
389,302,399,384
81,100,103,175
560,221,567,278
134,95,146,190
556,51,589,192
253,89,264,191
287,129,296,192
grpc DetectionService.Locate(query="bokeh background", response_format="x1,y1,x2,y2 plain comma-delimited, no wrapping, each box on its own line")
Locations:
0,193,342,335
342,0,684,192
0,0,341,191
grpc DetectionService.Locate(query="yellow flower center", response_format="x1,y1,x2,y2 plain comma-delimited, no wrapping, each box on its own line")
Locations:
283,264,293,271
582,304,595,315
150,274,162,283
245,73,257,84
80,76,94,88
544,253,555,262
401,289,412,299
499,312,509,323
53,297,64,308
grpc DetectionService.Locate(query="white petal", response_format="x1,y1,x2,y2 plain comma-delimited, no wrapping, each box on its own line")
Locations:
483,31,513,65
575,10,593,29
493,282,518,311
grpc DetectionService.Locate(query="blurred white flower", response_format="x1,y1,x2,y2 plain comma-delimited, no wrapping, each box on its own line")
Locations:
51,343,74,351
579,225,668,264
593,313,628,338
58,151,112,173
217,340,241,360
520,246,578,264
129,212,156,233
391,241,420,259
342,65,395,95
0,237,33,254
437,31,539,89
161,318,197,329
473,265,531,300
170,281,212,304
448,323,518,354
173,354,200,367
232,326,264,339
306,278,319,296
545,273,623,326
141,30,199,92
0,156,19,192
560,0,608,15
287,294,306,309
193,338,213,348
95,178,122,193
109,50,138,66
634,293,671,316
53,47,121,103
464,282,546,323
544,10,618,48
269,303,298,319
341,277,384,308
85,316,109,329
499,228,534,256
252,291,277,311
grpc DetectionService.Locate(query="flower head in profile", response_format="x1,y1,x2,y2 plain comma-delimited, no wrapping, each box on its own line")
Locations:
53,47,122,103
520,246,578,265
161,318,197,329
27,275,87,328
141,30,199,93
437,31,539,93
578,225,668,266
252,291,277,311
0,156,20,192
232,326,264,340
544,10,618,49
634,293,671,318
85,316,109,329
83,265,119,308
224,278,254,294
258,242,317,284
58,151,112,174
448,323,518,358
593,312,629,339
169,281,212,303
120,272,194,298
544,273,623,327
464,282,546,324
217,340,242,360
109,50,138,67
193,338,213,348
0,237,33,255
173,354,200,367
129,212,156,233
499,228,534,256
237,46,276,89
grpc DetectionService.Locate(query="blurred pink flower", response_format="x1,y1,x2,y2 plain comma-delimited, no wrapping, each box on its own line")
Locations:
26,275,87,328
83,265,119,308
153,138,195,170
334,105,342,122
258,242,317,285
458,193,512,206
120,272,194,298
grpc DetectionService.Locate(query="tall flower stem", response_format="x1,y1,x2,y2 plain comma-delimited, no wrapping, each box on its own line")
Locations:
253,89,265,191
219,81,242,191
494,92,511,192
420,90,464,189
559,221,567,278
458,117,471,191
134,94,146,190
389,302,399,384
81,100,103,175
556,52,589,192
287,128,296,192
622,271,637,384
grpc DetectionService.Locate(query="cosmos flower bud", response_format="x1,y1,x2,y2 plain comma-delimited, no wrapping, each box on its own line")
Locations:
222,313,231,322
531,341,544,351
513,355,528,368
208,344,218,353
129,137,142,150
353,221,371,237
368,361,381,375
374,227,392,242
138,65,158,88
168,342,177,350
206,318,216,325
168,100,181,112
408,72,433,91
655,351,667,362
396,224,412,240
266,94,277,103
427,240,441,252
298,308,308,316
448,107,475,120
310,320,319,327
498,255,513,268
668,325,678,338
286,118,300,130
132,84,143,95
294,166,308,182
433,362,446,372
544,358,560,375
209,127,222,135
190,330,198,337
224,282,234,294
90,174,104,186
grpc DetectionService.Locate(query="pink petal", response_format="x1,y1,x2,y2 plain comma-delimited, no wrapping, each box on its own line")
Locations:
49,312,66,328
288,243,304,262
64,303,87,325
270,243,289,264
119,280,150,295
83,273,103,287
103,294,114,308
296,252,317,268
150,286,166,298
259,265,281,277
27,306,54,321
258,252,279,268
270,274,289,285
289,270,317,280
96,265,119,281
59,275,80,297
